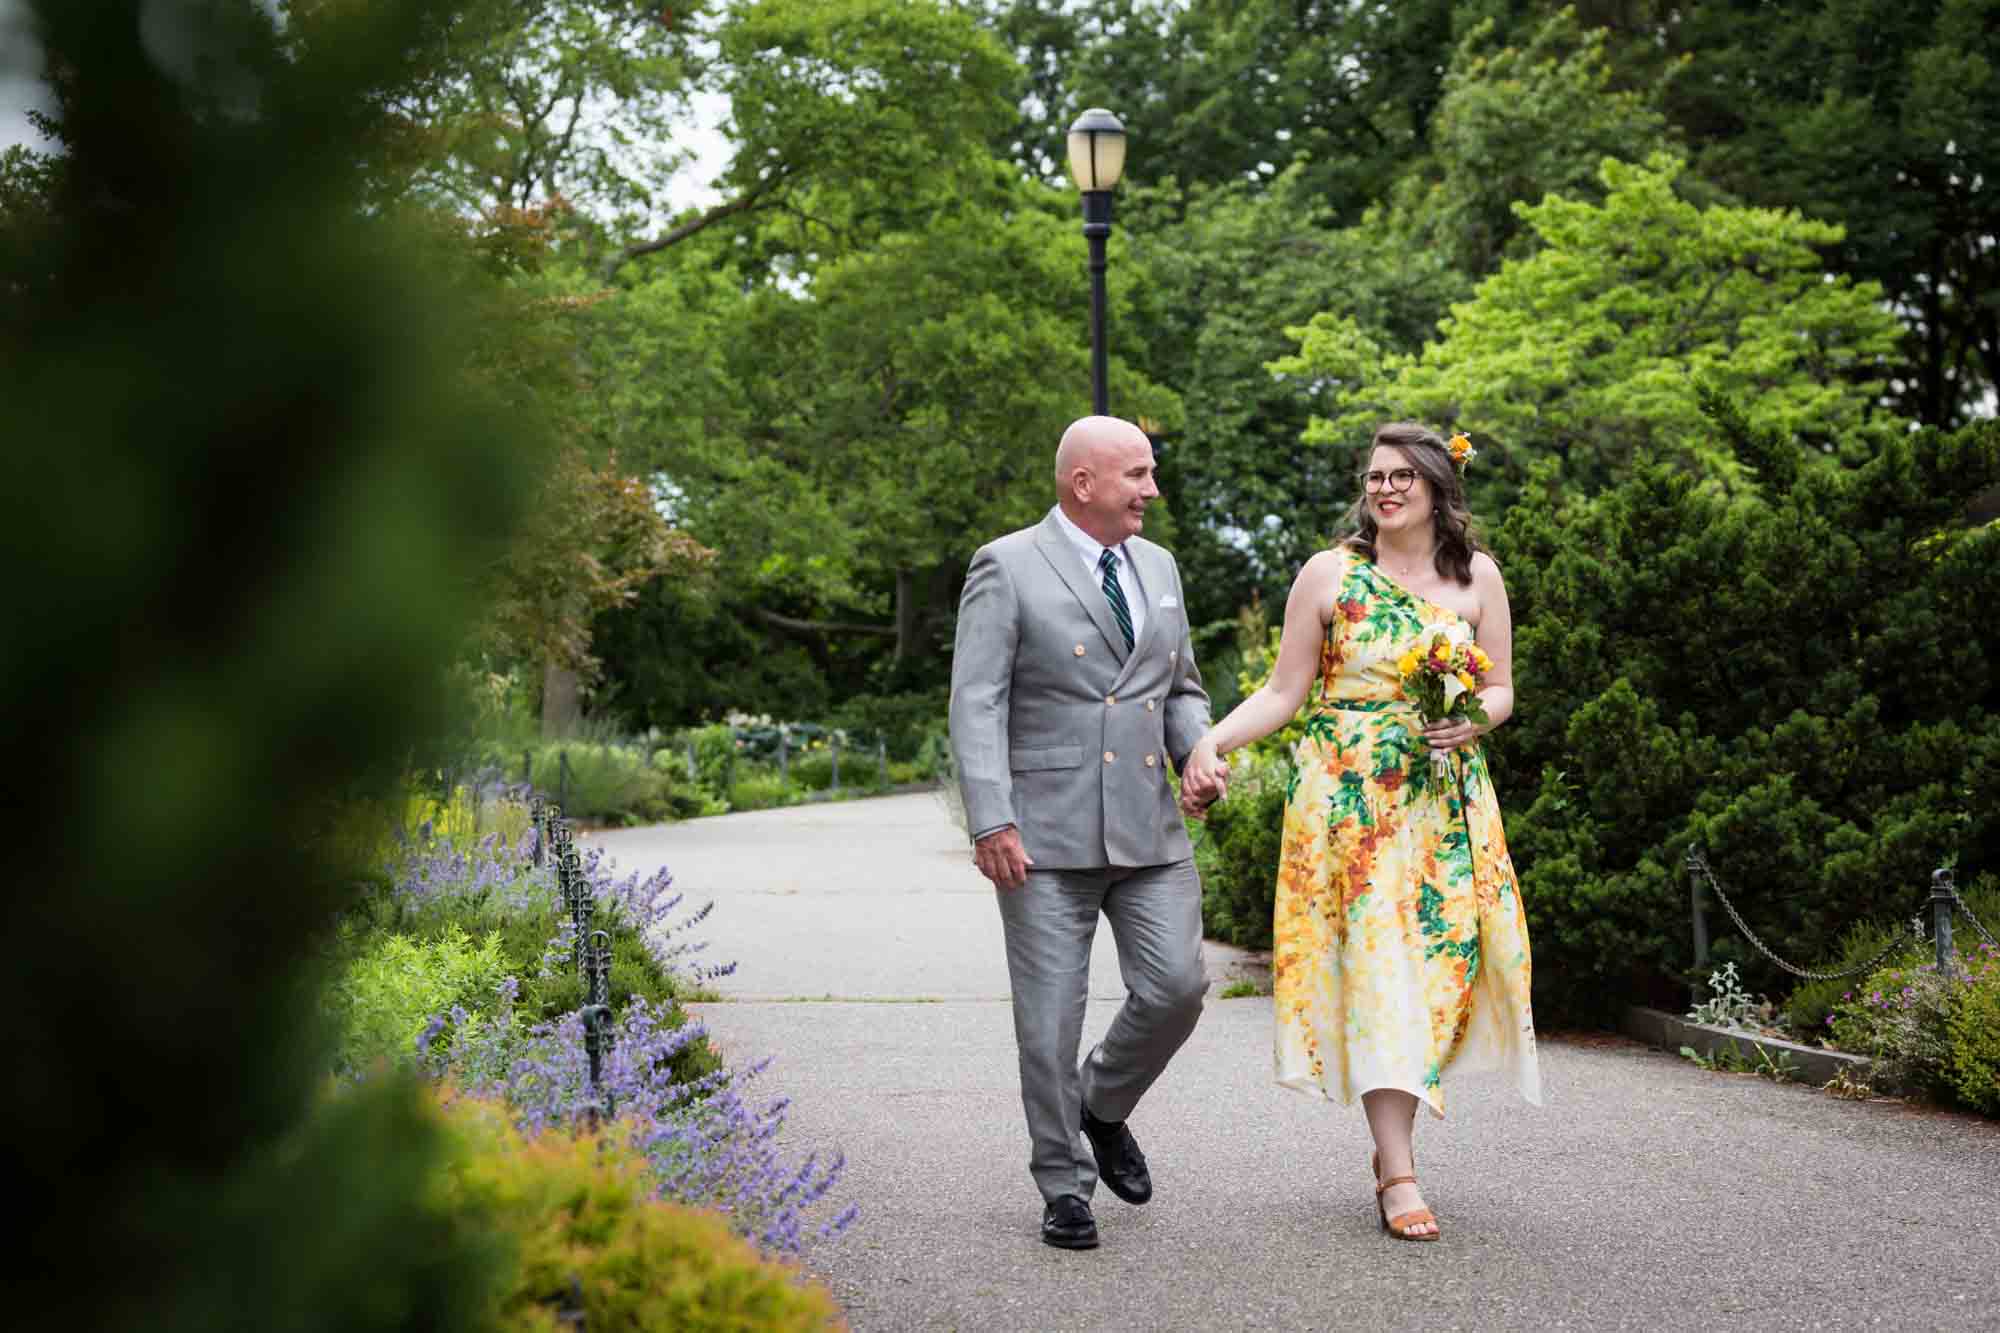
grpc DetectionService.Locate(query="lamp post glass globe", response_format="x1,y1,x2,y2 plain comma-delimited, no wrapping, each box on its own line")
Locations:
1066,107,1127,193
1067,108,1125,415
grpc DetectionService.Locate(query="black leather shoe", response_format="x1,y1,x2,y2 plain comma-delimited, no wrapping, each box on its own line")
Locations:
1040,1192,1104,1248
1080,1104,1153,1205
1041,1194,1099,1249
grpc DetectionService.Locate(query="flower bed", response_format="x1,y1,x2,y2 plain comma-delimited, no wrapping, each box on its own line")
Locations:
328,786,856,1255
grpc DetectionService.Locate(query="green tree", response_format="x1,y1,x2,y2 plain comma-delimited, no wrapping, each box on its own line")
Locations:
483,445,714,736
1279,153,1907,499
986,0,1583,210
991,0,1449,209
1659,0,2000,427
615,0,1020,277
1383,7,1678,280
1121,167,1466,621
314,0,706,230
643,194,1180,685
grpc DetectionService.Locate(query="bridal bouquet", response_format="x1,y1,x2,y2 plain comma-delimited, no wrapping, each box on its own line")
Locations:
1397,632,1493,781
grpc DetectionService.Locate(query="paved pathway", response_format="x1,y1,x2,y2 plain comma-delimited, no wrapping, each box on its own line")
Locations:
590,793,2000,1333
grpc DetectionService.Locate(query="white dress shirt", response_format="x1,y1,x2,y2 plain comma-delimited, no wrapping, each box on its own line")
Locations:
1051,505,1146,644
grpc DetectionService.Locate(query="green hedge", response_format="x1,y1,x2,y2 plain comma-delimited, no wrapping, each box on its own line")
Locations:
1487,398,2000,1024
1195,761,1289,950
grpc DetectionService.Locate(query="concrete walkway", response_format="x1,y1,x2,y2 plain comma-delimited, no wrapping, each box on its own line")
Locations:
590,793,2000,1333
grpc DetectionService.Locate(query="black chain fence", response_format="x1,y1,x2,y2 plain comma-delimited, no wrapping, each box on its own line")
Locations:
1686,848,1997,986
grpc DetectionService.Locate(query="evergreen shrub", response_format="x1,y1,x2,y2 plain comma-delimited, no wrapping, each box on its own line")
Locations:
1197,762,1290,950
1484,398,2000,1024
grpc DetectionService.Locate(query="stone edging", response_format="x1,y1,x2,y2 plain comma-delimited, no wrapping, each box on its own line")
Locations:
1622,1006,1871,1086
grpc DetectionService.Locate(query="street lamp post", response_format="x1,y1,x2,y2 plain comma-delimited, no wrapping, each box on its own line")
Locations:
1066,108,1127,416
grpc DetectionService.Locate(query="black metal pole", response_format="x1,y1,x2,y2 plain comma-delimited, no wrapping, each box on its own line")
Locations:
1082,190,1113,415
1934,867,1958,976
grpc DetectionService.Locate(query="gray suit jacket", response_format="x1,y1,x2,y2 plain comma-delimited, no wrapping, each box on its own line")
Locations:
949,508,1212,869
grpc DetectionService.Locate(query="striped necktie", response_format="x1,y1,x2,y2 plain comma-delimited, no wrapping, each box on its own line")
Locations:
1098,548,1135,651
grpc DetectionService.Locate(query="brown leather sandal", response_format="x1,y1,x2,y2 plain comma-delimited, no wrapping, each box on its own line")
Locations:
1370,1151,1440,1241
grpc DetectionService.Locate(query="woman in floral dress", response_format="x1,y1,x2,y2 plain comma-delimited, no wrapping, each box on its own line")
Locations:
1182,422,1539,1242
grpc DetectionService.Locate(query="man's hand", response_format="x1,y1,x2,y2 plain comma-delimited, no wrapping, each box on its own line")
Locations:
1180,781,1225,820
1178,737,1230,817
973,825,1034,890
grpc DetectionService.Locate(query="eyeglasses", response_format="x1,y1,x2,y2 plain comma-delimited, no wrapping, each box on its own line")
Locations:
1362,468,1420,494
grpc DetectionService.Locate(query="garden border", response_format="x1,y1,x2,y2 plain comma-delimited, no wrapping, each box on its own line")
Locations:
1622,1006,1871,1086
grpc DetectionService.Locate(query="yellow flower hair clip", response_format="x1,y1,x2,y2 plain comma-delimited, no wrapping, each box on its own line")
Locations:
1446,432,1476,469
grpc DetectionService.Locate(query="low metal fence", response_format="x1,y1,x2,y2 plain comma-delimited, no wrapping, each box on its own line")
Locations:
1685,849,1996,993
669,723,894,797
526,795,613,1129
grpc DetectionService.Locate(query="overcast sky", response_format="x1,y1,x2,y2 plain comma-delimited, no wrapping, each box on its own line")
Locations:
1,0,47,153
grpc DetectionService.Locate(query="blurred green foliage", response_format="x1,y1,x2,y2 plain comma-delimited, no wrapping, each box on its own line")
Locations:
0,1,557,1325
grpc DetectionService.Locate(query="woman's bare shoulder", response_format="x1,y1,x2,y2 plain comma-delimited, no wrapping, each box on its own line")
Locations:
1300,545,1354,584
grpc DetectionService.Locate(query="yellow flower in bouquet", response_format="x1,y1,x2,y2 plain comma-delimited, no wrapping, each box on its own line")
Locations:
1398,631,1493,735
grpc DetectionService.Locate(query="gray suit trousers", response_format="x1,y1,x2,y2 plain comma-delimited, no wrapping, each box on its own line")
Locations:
994,858,1208,1203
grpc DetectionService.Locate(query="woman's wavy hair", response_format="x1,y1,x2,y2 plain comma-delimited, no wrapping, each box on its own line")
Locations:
1338,422,1484,586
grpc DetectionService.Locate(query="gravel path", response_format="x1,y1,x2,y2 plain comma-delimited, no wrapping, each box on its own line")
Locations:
589,793,2000,1333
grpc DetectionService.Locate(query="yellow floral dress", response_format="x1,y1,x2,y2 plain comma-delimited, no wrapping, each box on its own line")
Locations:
1273,549,1541,1116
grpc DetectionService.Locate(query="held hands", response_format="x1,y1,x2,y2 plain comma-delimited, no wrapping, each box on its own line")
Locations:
973,825,1034,890
1178,738,1230,820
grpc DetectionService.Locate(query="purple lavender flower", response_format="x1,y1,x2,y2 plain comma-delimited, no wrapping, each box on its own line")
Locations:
427,994,852,1256
384,796,845,1257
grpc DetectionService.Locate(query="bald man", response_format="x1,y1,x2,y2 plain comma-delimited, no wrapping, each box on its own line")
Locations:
949,415,1226,1250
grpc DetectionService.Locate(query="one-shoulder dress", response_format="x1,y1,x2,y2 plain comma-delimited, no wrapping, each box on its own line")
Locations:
1272,548,1541,1115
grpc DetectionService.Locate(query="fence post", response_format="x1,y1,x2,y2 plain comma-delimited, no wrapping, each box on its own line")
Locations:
559,749,572,816
581,928,613,1128
1685,848,1709,986
831,732,841,793
879,736,888,786
522,748,532,788
1933,867,1958,976
778,726,790,788
685,737,697,782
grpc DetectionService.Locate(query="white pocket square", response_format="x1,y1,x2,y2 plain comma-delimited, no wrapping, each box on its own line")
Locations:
1160,595,1178,608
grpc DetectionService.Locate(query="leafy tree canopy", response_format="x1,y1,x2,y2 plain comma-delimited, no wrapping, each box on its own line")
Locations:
1278,153,1908,500
1383,6,1678,280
